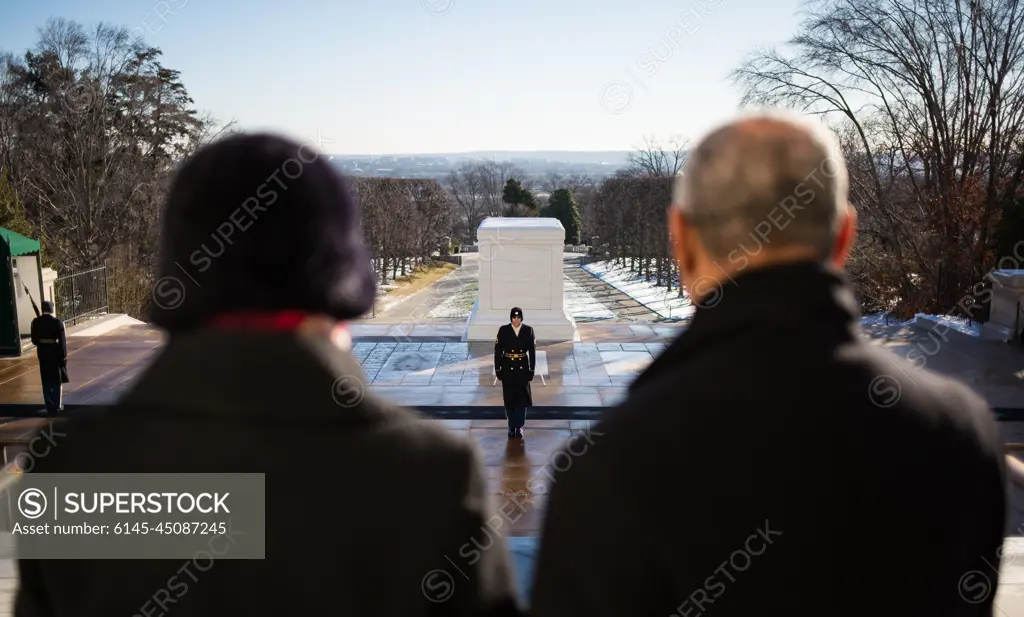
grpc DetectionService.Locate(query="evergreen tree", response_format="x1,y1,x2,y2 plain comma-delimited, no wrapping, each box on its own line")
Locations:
544,188,582,244
501,178,536,216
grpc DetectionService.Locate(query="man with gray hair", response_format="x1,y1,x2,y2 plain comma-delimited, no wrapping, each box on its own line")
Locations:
530,110,1005,616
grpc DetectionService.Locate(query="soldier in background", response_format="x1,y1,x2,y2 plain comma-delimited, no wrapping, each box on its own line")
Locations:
29,300,67,415
494,306,536,439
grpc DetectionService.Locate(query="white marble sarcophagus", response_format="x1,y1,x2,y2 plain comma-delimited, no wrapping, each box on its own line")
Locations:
464,217,578,341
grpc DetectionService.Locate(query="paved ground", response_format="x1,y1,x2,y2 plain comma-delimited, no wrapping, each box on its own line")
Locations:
370,256,480,322
0,318,162,407
1,317,1022,411
366,254,676,324
859,320,1024,409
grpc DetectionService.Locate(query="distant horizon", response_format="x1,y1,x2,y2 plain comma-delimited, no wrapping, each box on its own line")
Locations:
325,149,639,157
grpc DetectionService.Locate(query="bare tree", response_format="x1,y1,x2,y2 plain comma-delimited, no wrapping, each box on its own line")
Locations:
627,135,689,177
355,177,454,285
479,161,527,217
0,18,227,319
592,174,677,293
1,19,214,271
444,163,490,243
732,0,1024,316
541,172,564,195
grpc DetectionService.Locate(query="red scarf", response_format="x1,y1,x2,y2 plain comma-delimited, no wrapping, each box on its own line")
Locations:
210,310,335,332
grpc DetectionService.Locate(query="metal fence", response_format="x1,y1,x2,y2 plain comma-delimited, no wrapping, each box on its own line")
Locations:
54,266,108,326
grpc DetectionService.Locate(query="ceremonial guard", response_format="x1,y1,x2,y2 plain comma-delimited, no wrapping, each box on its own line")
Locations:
494,307,536,439
30,300,68,415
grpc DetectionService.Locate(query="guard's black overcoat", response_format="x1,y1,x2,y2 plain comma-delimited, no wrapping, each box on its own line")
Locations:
30,313,67,382
494,323,536,408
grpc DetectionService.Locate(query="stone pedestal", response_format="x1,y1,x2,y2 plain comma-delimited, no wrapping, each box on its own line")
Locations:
464,217,578,341
980,269,1024,342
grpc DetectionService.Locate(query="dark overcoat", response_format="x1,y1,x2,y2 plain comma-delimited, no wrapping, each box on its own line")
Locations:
530,261,1006,617
494,323,536,408
15,326,522,617
29,314,67,383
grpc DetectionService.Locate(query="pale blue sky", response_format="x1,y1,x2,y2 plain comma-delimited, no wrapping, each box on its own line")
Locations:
1,0,805,154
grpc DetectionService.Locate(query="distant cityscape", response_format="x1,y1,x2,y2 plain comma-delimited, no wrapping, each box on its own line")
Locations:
327,151,636,181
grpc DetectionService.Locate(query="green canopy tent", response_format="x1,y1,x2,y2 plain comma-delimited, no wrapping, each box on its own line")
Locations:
0,226,45,356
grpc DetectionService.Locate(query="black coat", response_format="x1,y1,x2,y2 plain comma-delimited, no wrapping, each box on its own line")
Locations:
530,262,1006,617
29,314,67,382
15,326,523,617
494,323,536,408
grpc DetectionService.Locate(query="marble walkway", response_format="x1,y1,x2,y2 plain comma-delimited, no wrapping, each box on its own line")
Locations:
355,339,667,407
0,315,1022,411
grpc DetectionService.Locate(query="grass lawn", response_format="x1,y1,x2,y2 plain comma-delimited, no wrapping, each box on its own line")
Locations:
373,261,458,313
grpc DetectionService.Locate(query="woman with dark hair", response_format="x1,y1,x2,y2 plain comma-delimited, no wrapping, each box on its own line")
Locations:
15,133,522,617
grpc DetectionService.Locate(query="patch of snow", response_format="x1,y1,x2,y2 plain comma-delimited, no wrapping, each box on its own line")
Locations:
907,313,981,337
68,314,144,338
428,274,478,319
582,261,693,319
860,313,902,327
563,275,615,320
860,312,983,337
375,294,408,314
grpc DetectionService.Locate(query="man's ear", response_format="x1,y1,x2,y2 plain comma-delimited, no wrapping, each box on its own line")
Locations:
668,207,694,274
831,204,857,268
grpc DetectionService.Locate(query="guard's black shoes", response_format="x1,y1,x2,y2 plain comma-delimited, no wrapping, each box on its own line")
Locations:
514,428,524,439
508,429,515,439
